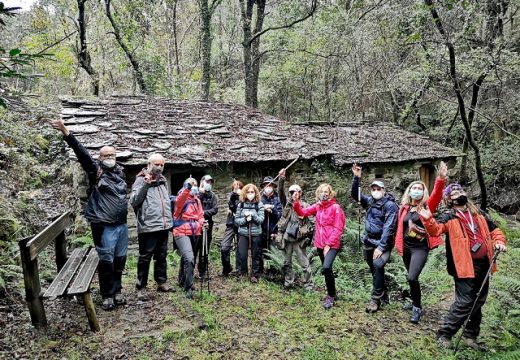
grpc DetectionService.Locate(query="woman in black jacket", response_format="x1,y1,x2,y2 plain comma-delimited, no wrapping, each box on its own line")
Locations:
220,179,243,276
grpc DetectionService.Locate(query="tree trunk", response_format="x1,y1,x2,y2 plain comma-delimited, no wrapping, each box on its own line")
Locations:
199,0,212,100
104,0,148,94
77,0,99,96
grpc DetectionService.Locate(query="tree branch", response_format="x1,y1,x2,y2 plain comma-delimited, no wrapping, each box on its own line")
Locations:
246,0,317,46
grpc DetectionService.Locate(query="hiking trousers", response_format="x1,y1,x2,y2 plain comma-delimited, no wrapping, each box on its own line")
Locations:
91,222,128,299
363,246,391,302
175,235,195,291
284,241,313,289
136,230,169,289
438,258,490,340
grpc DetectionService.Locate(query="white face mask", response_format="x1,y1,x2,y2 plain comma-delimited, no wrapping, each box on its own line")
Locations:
102,159,116,169
264,187,273,195
235,188,242,195
247,193,255,201
371,190,384,200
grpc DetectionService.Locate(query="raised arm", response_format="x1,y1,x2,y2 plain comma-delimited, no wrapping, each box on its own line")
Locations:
426,161,448,213
130,175,150,208
351,164,370,208
278,168,287,208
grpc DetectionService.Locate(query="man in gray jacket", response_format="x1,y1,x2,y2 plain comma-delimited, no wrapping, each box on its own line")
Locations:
130,153,173,300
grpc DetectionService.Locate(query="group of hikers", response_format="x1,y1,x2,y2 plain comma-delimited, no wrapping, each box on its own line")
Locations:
51,119,507,349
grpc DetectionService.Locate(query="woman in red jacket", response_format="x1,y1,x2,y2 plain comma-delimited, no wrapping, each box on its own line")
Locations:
293,183,345,309
172,178,204,299
395,161,447,323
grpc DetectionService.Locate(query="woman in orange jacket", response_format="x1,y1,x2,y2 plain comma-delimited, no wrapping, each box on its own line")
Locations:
394,161,447,324
417,184,507,349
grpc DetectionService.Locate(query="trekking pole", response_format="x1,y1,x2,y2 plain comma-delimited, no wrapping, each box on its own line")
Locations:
357,181,362,252
260,155,300,194
206,226,210,294
200,227,207,296
453,249,501,354
248,222,253,277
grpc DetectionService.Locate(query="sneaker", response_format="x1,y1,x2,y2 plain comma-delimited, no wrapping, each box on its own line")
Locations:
410,306,422,324
402,302,413,311
157,283,174,292
137,289,150,302
250,276,259,283
365,300,380,313
322,295,334,310
437,336,452,349
101,297,115,311
114,293,127,305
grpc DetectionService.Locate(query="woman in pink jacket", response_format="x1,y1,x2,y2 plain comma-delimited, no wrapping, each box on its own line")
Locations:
293,183,346,309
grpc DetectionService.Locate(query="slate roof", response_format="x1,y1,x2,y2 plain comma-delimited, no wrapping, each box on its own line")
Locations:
59,96,461,166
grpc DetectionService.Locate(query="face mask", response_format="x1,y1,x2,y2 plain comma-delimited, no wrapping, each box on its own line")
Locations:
204,184,213,192
452,195,468,206
371,190,384,200
410,189,424,200
151,166,162,176
247,193,255,201
102,159,116,169
264,187,273,195
235,188,242,195
190,187,199,196
319,193,329,201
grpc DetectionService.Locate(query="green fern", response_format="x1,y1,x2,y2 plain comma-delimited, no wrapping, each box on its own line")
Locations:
495,349,520,360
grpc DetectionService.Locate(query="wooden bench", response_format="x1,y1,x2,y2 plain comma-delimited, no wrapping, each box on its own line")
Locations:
19,211,100,332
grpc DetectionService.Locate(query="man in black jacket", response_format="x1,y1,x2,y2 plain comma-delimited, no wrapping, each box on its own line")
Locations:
195,174,219,279
51,119,128,311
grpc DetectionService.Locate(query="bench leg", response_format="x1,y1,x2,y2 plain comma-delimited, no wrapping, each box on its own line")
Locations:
82,292,100,332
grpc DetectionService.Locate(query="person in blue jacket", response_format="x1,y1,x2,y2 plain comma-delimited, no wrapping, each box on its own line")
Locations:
351,164,398,313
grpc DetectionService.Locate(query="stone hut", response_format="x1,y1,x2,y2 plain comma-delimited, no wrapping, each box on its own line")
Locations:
59,96,461,239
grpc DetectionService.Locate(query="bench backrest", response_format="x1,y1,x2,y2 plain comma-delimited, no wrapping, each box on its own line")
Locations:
25,211,71,261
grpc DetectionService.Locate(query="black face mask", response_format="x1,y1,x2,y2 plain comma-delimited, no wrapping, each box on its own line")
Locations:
452,195,468,206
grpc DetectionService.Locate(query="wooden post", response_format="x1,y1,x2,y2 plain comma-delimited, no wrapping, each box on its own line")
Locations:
82,291,100,332
55,230,68,272
19,237,47,328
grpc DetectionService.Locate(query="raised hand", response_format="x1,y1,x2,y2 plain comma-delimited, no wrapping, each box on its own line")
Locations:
279,168,286,179
417,204,432,219
50,119,70,137
438,161,448,178
352,163,362,177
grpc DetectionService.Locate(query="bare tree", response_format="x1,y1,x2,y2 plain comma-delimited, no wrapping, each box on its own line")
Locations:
424,0,508,210
104,0,148,94
76,0,99,96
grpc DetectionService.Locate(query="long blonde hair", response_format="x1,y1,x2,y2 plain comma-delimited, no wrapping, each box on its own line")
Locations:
401,180,430,206
315,183,336,201
240,183,260,203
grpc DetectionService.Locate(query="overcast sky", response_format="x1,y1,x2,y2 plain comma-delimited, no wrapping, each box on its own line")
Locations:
3,0,37,11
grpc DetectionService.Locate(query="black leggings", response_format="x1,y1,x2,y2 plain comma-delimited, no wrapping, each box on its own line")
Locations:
317,248,338,297
402,247,428,308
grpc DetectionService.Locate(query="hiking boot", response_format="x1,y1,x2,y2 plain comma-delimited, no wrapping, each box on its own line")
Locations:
322,295,334,310
186,288,194,299
365,300,380,313
137,289,150,302
410,306,422,324
250,276,259,284
381,292,390,305
402,302,413,311
437,336,452,349
114,293,127,306
157,283,174,292
463,337,482,350
102,297,115,311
